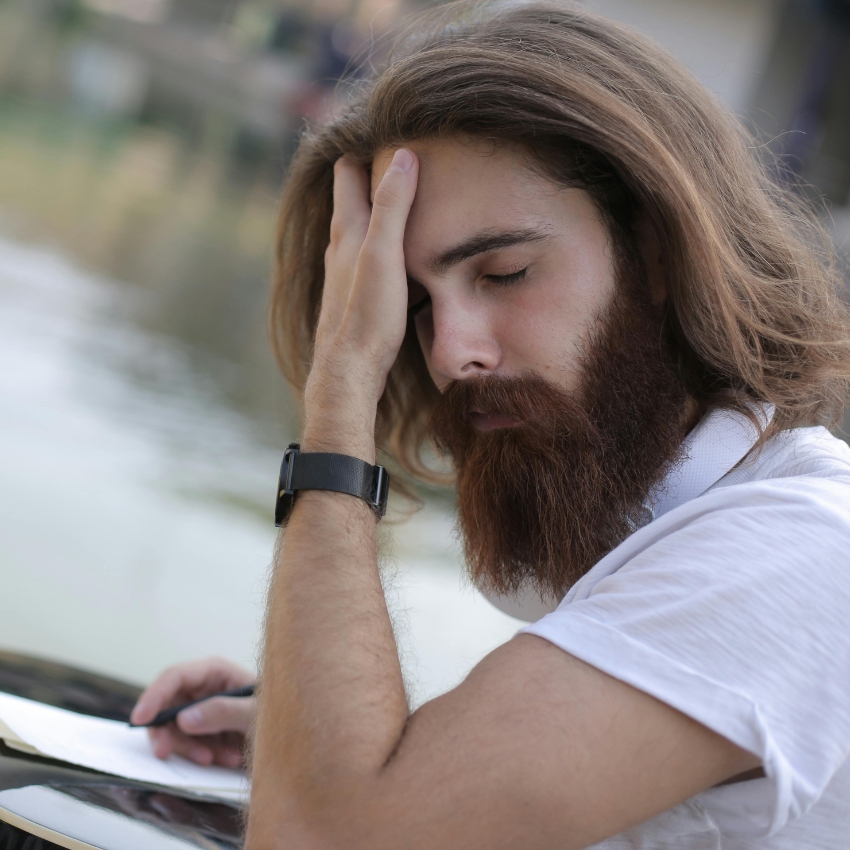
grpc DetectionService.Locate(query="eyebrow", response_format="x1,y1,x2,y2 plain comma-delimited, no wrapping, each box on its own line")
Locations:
426,227,552,275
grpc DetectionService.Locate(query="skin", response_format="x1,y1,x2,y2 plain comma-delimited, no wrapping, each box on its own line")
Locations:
130,656,253,767
395,140,618,397
134,138,760,848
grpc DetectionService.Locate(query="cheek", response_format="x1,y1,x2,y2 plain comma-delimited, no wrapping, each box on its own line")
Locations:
497,265,616,388
499,307,580,383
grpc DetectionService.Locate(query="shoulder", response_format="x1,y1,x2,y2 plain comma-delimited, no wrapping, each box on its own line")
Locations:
568,447,850,605
644,473,850,578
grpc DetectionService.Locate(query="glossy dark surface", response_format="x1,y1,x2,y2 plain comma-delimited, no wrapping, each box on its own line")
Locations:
0,782,242,849
0,652,141,723
60,784,241,840
0,651,244,849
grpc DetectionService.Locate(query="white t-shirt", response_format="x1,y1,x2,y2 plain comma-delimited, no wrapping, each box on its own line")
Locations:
512,407,850,847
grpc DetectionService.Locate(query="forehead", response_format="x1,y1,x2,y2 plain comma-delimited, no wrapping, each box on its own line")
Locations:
370,139,596,265
371,138,547,208
372,136,535,188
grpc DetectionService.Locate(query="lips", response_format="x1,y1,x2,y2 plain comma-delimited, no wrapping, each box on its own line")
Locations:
470,411,522,431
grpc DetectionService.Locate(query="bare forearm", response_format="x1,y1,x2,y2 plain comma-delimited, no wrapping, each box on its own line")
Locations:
247,425,408,846
247,151,419,847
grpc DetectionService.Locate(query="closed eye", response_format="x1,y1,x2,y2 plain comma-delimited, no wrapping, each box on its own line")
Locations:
407,267,527,316
485,268,527,285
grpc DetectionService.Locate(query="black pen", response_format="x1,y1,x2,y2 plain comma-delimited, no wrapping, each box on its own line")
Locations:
129,684,256,728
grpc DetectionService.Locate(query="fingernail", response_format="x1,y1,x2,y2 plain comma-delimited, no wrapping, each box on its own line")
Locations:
391,149,414,173
180,707,204,729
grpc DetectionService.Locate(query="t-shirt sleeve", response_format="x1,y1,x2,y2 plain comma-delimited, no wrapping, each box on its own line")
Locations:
519,477,850,838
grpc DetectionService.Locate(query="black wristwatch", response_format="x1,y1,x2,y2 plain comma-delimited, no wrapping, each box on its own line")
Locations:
274,443,390,527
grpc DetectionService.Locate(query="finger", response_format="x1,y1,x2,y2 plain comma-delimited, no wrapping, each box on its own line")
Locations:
167,730,244,768
364,148,418,252
180,739,215,766
150,726,214,765
132,657,250,724
176,696,255,736
132,662,212,725
213,745,245,769
148,726,174,761
330,156,371,247
131,657,253,725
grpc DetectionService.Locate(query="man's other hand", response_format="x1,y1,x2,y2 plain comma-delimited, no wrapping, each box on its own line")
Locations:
130,657,255,768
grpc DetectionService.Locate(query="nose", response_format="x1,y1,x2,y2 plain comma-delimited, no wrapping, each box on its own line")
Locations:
419,297,501,385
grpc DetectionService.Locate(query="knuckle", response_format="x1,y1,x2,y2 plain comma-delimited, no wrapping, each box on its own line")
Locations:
162,665,188,685
357,241,382,267
328,216,346,245
211,697,252,730
204,697,228,717
212,696,243,720
372,182,400,209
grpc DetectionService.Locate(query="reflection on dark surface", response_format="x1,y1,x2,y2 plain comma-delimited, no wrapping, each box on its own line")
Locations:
0,744,244,847
0,784,243,850
0,651,140,722
58,785,242,848
0,651,243,848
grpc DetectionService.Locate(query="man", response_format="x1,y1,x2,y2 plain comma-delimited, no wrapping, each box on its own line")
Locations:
131,1,850,846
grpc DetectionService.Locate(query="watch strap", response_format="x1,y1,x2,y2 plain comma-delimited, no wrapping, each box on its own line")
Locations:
275,443,389,526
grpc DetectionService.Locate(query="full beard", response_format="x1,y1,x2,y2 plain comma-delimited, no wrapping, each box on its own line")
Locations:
428,283,689,601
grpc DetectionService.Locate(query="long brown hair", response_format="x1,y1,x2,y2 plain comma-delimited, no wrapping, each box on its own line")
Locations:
271,0,850,493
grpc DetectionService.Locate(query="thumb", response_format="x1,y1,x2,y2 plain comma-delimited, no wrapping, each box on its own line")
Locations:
176,697,255,736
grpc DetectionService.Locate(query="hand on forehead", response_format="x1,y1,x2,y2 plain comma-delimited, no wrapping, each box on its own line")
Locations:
363,138,619,396
370,138,535,207
368,139,587,272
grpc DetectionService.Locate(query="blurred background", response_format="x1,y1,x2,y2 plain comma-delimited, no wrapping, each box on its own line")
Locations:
1,0,849,705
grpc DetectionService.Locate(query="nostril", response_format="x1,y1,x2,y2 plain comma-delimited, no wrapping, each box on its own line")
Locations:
462,361,489,373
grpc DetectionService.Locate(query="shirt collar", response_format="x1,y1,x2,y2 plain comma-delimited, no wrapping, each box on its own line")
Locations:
481,402,775,622
647,402,775,521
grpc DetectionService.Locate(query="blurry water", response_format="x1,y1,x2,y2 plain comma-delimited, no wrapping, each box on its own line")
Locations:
0,234,523,705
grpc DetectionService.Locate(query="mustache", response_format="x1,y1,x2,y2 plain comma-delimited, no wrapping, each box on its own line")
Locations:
430,373,589,438
424,285,690,600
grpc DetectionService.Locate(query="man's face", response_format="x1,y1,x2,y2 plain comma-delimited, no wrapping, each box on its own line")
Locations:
372,137,687,598
370,138,618,404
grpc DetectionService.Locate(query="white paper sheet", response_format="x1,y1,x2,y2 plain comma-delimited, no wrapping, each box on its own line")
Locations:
0,692,247,801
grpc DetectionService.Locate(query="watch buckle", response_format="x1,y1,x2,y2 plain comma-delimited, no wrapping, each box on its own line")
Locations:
281,443,300,495
372,465,390,518
274,443,301,527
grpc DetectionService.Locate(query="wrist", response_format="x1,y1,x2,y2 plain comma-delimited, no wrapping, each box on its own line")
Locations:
302,369,380,462
300,430,376,464
302,405,377,464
